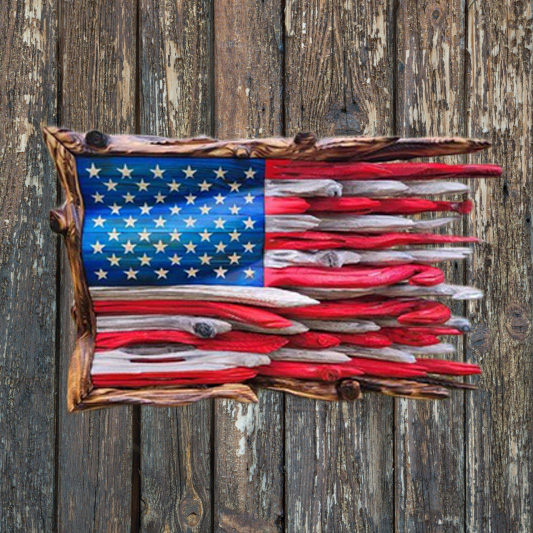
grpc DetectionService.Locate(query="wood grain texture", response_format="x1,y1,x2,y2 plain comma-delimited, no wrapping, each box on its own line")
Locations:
283,1,395,530
466,2,533,531
0,1,57,531
395,1,467,531
55,1,136,530
213,1,284,530
139,1,214,531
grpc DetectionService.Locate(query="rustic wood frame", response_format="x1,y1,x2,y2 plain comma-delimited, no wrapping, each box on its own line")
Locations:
44,126,489,411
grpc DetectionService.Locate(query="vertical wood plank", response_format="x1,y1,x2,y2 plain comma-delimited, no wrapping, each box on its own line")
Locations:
213,1,284,530
466,2,533,531
395,2,467,531
139,1,214,531
284,1,395,530
0,1,57,531
57,1,136,530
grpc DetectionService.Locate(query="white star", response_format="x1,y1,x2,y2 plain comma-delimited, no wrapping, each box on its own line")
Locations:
214,217,226,229
91,241,105,253
139,254,152,266
244,167,256,180
243,241,256,253
154,191,167,203
86,163,101,178
136,179,149,191
228,253,241,265
92,192,105,203
199,229,212,241
198,180,212,192
229,229,241,241
199,253,212,265
185,194,197,205
151,165,165,178
124,216,137,228
214,193,226,204
244,193,255,204
184,241,197,254
229,204,241,215
153,240,168,253
243,217,256,229
183,165,197,178
124,267,139,279
108,228,120,241
169,254,182,265
93,216,106,228
185,267,198,278
228,181,241,192
109,202,122,215
154,216,166,228
169,205,181,215
122,240,137,254
169,229,182,241
155,268,169,279
213,167,227,179
184,216,197,228
107,254,121,266
140,203,153,215
167,180,180,192
104,179,117,191
117,164,133,178
199,204,212,215
122,192,135,203
214,266,228,278
138,228,151,241
244,267,255,278
95,269,107,280
214,241,227,253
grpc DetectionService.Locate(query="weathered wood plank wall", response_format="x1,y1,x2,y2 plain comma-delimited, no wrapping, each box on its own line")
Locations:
0,1,531,531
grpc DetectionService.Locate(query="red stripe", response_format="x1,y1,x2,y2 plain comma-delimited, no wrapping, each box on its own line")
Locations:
264,264,445,288
265,160,502,180
378,328,441,346
256,361,364,381
278,298,450,324
285,331,340,349
413,359,481,375
265,231,480,250
95,330,288,353
264,197,311,214
93,300,292,329
92,367,258,387
330,332,392,348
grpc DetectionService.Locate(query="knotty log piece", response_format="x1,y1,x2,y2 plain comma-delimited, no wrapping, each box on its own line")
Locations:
252,376,361,401
77,383,258,410
354,376,450,399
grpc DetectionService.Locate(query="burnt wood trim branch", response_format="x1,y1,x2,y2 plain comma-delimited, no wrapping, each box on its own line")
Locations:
44,126,491,411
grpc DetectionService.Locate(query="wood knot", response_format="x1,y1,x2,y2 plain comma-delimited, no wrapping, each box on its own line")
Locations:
178,497,203,527
293,132,317,146
193,322,216,339
50,208,67,234
505,303,530,340
234,145,251,158
85,130,108,148
337,379,361,400
469,324,492,353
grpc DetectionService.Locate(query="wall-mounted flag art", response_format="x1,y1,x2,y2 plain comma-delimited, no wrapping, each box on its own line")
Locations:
44,128,501,411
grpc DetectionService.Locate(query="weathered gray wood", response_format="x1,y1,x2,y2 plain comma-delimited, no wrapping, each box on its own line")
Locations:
56,2,136,530
395,2,467,530
466,2,533,531
284,1,395,530
139,0,214,531
0,2,58,531
213,0,285,530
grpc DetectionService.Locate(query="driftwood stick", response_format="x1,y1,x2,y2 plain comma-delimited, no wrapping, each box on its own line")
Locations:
266,179,342,197
315,215,458,233
390,343,455,355
228,319,308,335
89,285,318,308
335,345,416,363
96,314,232,338
265,215,320,232
354,376,450,399
299,319,380,333
268,348,350,363
265,250,361,268
77,383,258,410
251,376,361,401
410,376,478,390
